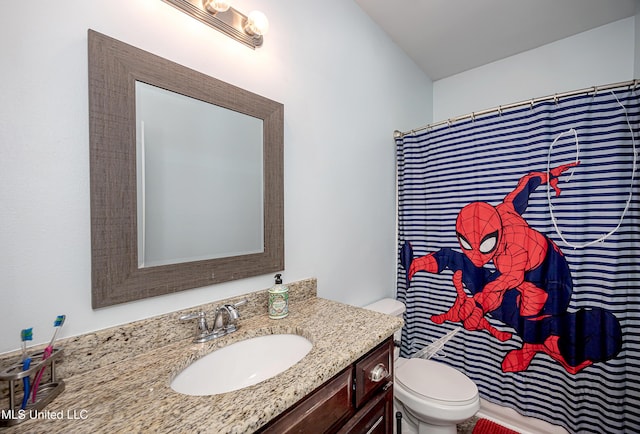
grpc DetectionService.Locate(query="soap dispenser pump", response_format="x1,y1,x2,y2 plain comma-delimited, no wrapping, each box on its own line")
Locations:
268,273,289,319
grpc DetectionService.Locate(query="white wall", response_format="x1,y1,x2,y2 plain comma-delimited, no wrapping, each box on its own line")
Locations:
434,17,636,122
0,0,432,353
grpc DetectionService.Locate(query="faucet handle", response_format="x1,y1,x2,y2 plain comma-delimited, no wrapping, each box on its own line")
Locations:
212,299,247,331
226,299,248,324
224,304,240,324
179,312,209,342
232,298,248,308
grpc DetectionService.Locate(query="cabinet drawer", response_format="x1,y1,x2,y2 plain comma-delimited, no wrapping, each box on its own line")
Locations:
259,367,354,434
354,338,393,408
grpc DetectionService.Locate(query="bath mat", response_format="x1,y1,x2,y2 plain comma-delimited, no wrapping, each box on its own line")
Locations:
472,418,520,434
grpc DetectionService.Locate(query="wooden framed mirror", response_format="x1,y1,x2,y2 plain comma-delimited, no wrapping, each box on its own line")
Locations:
88,30,284,308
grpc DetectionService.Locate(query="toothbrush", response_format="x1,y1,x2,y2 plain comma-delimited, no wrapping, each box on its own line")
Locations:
31,315,65,403
20,328,33,410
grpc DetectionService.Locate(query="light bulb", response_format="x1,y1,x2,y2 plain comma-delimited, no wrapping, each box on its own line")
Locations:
244,10,269,36
203,0,231,13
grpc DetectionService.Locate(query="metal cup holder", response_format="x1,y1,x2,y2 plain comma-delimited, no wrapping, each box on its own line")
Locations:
0,348,65,427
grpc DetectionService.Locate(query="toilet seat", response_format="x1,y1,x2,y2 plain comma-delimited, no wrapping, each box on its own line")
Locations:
395,358,478,406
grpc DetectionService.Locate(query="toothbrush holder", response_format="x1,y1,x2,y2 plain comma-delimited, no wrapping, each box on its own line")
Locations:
0,348,65,427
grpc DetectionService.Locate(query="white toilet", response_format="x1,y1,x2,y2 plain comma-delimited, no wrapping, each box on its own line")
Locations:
365,298,480,434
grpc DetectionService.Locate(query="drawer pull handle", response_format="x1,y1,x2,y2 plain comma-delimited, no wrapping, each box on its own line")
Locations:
369,363,389,382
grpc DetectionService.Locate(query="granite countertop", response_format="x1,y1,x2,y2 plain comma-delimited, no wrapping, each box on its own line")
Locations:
6,296,402,433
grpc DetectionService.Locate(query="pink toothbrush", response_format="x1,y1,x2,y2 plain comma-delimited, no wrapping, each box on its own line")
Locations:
31,315,65,403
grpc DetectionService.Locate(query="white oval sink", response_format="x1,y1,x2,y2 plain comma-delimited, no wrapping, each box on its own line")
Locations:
171,334,312,396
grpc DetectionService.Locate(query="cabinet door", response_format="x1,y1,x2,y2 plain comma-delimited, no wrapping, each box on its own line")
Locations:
259,367,354,434
354,338,393,408
336,383,393,434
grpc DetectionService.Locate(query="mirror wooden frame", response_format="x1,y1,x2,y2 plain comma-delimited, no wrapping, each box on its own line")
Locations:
88,30,284,308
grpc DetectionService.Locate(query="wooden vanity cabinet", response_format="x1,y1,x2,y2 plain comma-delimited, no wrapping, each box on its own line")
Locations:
259,337,394,434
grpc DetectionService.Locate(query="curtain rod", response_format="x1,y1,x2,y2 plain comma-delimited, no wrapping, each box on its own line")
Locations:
394,79,640,139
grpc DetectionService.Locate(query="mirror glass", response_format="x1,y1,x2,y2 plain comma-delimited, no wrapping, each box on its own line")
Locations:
88,30,284,308
135,82,264,267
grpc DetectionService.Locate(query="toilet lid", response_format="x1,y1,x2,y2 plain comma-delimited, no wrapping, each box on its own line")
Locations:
396,358,478,404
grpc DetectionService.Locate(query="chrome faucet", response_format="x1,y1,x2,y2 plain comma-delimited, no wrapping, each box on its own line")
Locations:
180,299,248,343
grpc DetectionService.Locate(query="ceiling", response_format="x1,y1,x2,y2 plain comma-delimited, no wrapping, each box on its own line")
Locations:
355,0,639,80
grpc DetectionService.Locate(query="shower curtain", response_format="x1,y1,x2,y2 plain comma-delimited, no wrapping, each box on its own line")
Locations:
396,87,639,434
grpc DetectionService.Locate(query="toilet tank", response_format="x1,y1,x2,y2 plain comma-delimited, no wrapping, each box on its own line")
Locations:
364,298,405,345
364,298,405,318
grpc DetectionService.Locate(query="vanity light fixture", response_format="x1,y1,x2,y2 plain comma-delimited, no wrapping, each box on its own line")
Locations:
162,0,269,49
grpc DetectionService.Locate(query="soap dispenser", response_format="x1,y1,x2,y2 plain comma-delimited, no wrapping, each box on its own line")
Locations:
268,273,289,319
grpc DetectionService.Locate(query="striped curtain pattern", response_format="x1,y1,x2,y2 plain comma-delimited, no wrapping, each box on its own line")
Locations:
396,88,639,434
